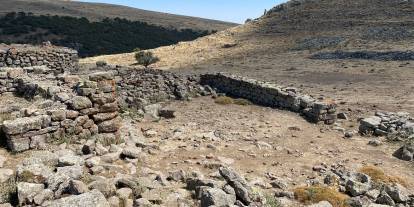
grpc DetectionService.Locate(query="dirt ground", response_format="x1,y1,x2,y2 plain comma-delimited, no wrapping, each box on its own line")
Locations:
135,96,414,193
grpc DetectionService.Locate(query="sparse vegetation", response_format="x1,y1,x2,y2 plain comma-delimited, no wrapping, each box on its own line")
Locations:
359,166,408,187
214,96,252,105
264,193,281,207
294,186,349,207
0,113,13,123
134,49,160,68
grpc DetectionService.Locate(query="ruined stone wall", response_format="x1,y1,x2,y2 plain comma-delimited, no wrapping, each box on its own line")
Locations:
116,67,210,109
0,69,121,152
0,44,78,73
200,73,337,124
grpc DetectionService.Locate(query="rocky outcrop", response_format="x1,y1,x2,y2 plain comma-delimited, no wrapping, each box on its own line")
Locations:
200,73,337,124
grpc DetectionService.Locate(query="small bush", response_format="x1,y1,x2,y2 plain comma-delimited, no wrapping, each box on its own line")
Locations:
294,186,349,207
214,96,234,105
134,49,159,68
359,166,408,187
96,60,107,67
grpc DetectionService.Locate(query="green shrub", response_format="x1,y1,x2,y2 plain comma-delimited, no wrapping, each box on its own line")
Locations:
134,50,159,68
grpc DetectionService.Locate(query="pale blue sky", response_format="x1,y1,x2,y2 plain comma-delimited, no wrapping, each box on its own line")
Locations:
77,0,287,23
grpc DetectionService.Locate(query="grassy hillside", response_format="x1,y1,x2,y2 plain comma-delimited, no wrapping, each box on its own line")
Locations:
0,0,237,32
0,12,212,57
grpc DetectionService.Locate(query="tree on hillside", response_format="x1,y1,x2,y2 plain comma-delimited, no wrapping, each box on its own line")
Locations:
134,49,159,68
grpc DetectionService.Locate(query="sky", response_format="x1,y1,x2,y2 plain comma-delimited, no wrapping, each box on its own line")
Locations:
77,0,288,23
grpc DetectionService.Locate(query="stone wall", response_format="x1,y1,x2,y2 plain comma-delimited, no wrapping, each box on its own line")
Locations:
116,67,211,109
0,68,121,152
0,44,78,73
200,73,337,124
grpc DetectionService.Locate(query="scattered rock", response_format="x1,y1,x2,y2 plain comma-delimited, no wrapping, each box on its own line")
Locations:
43,189,110,207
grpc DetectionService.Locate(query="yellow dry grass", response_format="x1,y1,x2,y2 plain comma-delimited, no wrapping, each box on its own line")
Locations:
359,166,408,187
294,186,349,207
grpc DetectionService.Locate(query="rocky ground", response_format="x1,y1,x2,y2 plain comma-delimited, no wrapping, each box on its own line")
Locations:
0,95,413,206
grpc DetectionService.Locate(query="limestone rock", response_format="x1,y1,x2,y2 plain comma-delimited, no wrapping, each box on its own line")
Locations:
43,189,110,207
70,96,92,110
345,173,372,196
17,182,44,205
200,187,236,207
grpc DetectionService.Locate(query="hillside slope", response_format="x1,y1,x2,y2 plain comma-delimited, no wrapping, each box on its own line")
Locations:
0,0,237,31
83,0,414,114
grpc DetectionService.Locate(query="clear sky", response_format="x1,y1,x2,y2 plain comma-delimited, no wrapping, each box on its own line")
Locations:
77,0,288,23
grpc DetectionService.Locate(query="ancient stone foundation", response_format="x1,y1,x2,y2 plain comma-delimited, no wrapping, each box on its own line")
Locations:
115,67,210,109
0,44,78,73
0,67,120,152
200,73,337,124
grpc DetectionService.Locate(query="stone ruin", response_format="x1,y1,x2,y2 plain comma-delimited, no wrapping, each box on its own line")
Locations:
0,66,120,152
0,44,78,73
358,111,414,162
200,73,337,124
0,44,338,154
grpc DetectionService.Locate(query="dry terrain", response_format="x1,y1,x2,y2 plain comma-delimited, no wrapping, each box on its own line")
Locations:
83,0,414,115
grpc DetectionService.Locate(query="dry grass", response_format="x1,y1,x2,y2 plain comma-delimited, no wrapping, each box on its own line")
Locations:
214,96,252,106
359,166,408,187
214,96,234,105
294,186,349,207
0,113,12,123
233,98,253,106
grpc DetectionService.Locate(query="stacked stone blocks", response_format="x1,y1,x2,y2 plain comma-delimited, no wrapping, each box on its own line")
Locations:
200,73,337,124
0,44,78,72
0,70,121,152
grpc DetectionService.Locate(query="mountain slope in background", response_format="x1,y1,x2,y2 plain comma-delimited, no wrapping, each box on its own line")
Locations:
0,0,237,57
84,0,414,114
0,0,237,31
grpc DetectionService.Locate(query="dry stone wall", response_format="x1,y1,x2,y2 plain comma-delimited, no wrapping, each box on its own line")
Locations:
116,67,211,109
200,73,337,124
0,44,78,73
0,67,121,152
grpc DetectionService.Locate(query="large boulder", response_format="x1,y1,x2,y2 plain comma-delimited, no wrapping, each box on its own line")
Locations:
16,163,53,183
219,167,252,205
393,143,414,161
200,187,236,207
17,182,44,206
359,116,382,134
385,183,409,203
345,173,372,196
43,189,110,207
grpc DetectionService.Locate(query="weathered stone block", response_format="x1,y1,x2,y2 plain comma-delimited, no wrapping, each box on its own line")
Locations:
2,116,44,135
70,96,92,110
93,112,118,123
97,117,122,133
